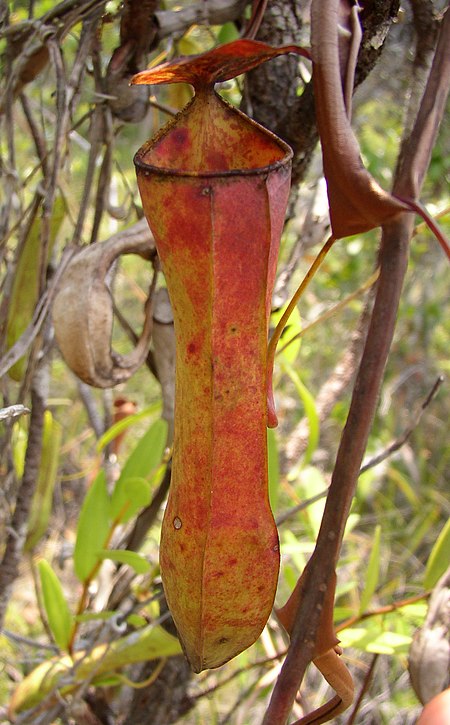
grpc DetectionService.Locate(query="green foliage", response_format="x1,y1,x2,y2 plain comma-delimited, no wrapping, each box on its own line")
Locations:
424,518,450,589
282,362,319,464
110,418,168,523
38,560,72,651
96,549,151,574
359,524,381,613
271,300,302,364
96,401,162,451
115,418,168,483
25,411,62,551
267,427,280,512
110,476,152,524
6,197,65,381
74,470,111,583
10,624,182,714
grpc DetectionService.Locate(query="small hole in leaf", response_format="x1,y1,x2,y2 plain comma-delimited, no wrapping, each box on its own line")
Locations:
173,517,182,530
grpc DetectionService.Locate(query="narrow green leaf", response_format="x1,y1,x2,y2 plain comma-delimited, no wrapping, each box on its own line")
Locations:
96,402,162,452
359,524,381,613
272,302,302,364
110,418,168,523
127,614,148,628
7,197,65,381
282,362,319,464
388,465,421,509
74,611,116,623
25,411,62,550
11,423,27,479
97,549,151,575
117,418,168,482
283,563,299,592
295,465,327,540
38,560,72,651
409,506,440,556
366,631,412,655
424,518,450,589
110,476,151,524
267,428,279,513
217,21,239,44
339,625,411,654
281,529,308,573
74,471,111,583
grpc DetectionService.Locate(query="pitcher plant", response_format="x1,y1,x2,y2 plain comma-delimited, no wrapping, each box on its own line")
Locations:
132,40,309,672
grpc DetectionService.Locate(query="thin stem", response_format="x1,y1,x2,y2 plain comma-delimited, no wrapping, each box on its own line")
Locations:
276,266,379,357
268,235,335,370
267,236,335,426
345,654,379,725
337,591,430,633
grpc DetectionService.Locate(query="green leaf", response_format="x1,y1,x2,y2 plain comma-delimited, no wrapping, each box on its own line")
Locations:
25,411,62,550
7,197,65,381
283,563,299,592
282,362,319,464
217,21,239,44
110,418,168,523
267,428,279,513
11,423,27,479
359,524,381,613
74,471,111,583
96,402,162,452
74,611,116,623
339,625,411,655
38,560,72,651
295,466,327,540
96,549,151,575
272,302,302,364
110,476,151,525
366,631,412,655
116,418,168,482
424,518,450,589
408,506,440,556
126,614,148,629
281,529,309,573
387,465,421,509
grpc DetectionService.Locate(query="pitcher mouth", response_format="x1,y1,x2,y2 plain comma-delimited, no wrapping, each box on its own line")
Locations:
133,91,293,180
133,139,293,180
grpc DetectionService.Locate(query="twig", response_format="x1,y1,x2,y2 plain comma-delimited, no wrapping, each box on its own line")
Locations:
360,375,444,474
337,591,430,634
278,375,444,526
19,93,50,179
278,268,380,356
345,654,379,725
193,650,285,701
1,628,59,652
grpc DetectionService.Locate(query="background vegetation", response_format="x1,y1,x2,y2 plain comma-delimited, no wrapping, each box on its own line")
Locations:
0,1,449,723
